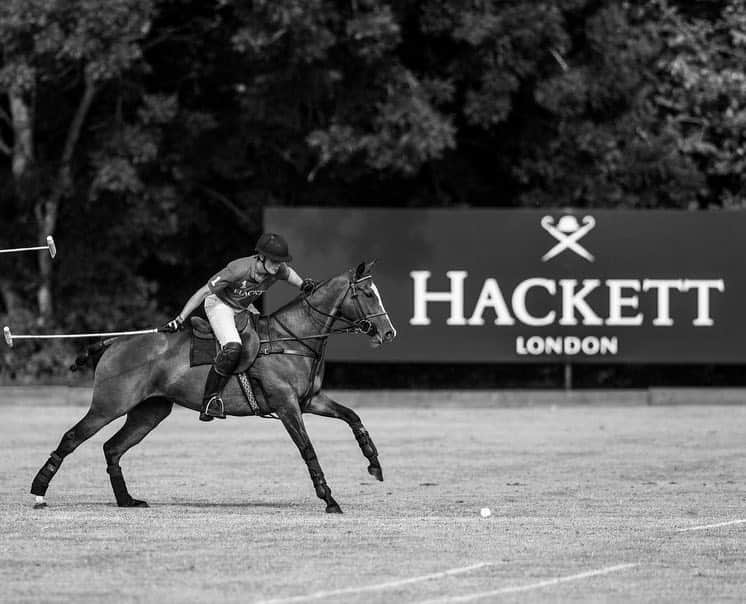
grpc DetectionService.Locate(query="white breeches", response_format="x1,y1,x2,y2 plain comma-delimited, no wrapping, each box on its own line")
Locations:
204,294,244,346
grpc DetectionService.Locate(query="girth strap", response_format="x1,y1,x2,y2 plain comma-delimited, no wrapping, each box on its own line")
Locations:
259,347,316,358
237,372,279,419
237,373,260,415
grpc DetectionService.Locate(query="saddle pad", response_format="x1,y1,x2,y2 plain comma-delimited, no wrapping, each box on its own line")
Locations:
188,315,261,373
190,335,218,367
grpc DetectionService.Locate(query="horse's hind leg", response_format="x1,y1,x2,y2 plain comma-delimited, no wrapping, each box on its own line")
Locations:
103,397,173,508
277,401,342,514
305,391,383,481
31,408,121,507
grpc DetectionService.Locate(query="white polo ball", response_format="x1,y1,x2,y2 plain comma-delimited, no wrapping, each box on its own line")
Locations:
480,507,492,518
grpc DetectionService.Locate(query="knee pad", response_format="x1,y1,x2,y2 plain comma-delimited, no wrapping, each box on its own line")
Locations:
215,341,242,376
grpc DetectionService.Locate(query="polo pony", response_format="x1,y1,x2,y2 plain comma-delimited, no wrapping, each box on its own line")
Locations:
30,260,396,513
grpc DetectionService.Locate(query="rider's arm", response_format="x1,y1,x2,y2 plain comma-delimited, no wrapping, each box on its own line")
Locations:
283,265,304,288
176,284,211,320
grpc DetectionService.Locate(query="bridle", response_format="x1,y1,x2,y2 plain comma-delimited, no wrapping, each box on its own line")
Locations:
262,273,391,408
302,274,390,336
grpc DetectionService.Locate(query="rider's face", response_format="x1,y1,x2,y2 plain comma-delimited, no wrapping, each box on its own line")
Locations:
262,257,282,275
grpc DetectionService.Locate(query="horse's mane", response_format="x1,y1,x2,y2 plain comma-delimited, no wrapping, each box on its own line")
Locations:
266,274,341,318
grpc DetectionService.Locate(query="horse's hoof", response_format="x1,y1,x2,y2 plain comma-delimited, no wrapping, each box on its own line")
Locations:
119,499,149,508
368,464,384,482
325,503,343,514
33,502,48,510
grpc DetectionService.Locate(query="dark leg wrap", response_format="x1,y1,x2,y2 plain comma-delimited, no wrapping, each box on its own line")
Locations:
30,452,64,496
354,423,383,481
353,425,378,459
107,465,132,505
301,445,331,500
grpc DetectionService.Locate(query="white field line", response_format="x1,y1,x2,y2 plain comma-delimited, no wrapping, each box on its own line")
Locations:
676,518,746,532
416,563,638,604
255,562,494,604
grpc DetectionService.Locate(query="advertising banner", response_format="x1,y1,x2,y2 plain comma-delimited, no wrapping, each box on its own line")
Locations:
265,208,741,363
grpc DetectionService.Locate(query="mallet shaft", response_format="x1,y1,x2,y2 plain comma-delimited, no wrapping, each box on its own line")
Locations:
12,329,159,339
3,326,161,347
0,236,56,257
0,245,49,254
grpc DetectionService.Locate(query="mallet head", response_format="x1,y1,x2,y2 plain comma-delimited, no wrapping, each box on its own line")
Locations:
3,326,13,348
46,235,56,258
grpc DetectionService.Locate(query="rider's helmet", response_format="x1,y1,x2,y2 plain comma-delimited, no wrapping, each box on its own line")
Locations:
255,232,293,263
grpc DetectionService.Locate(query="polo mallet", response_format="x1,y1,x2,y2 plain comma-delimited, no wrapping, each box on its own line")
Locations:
3,325,166,348
0,235,57,258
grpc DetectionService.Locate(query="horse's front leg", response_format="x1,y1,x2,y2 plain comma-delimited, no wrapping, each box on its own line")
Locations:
276,399,342,514
305,390,383,481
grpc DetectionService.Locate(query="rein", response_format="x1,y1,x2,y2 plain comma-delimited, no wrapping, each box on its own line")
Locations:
301,275,390,337
253,272,390,410
259,274,390,349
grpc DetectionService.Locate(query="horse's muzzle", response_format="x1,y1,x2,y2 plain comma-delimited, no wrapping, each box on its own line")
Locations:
369,326,396,347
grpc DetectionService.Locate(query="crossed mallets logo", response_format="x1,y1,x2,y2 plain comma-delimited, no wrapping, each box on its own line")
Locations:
541,215,596,262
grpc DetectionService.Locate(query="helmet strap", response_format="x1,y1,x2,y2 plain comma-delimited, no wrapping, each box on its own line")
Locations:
259,255,282,274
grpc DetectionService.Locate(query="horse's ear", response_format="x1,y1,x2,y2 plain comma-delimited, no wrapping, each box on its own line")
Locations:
354,260,377,279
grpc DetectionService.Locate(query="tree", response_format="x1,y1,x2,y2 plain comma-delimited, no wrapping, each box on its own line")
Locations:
2,0,745,382
0,0,155,322
650,0,746,208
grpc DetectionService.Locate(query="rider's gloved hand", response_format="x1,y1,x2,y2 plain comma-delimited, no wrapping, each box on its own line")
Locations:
300,278,316,295
163,315,185,332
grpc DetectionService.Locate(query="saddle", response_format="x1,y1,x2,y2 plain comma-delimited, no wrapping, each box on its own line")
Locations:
188,313,261,374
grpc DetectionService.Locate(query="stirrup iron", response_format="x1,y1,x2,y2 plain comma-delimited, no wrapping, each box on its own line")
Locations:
203,395,226,419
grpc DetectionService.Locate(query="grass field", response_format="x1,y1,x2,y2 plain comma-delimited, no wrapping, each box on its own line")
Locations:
1,393,745,602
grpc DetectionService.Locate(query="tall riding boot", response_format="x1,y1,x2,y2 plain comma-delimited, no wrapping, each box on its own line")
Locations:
199,341,243,422
199,366,230,421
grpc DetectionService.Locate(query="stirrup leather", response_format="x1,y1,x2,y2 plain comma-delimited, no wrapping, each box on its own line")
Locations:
204,395,226,418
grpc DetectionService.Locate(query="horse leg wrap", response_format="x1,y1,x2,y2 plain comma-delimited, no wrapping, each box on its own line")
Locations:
353,425,378,459
311,473,331,500
301,446,331,500
107,465,132,505
30,452,64,496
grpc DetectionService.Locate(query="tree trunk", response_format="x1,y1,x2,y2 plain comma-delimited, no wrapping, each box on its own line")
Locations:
35,200,57,324
0,278,23,316
8,85,33,180
34,76,97,324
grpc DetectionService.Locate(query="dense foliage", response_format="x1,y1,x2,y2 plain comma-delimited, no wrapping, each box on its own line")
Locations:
0,0,744,380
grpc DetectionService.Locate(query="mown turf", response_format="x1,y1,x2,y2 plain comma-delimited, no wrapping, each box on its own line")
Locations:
0,397,744,602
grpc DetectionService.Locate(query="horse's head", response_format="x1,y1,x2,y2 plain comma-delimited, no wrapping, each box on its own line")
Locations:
338,260,397,348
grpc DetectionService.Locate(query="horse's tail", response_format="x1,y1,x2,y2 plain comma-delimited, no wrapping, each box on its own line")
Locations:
69,338,117,372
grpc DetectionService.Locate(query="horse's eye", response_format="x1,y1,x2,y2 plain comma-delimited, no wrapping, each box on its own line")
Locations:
364,289,374,298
